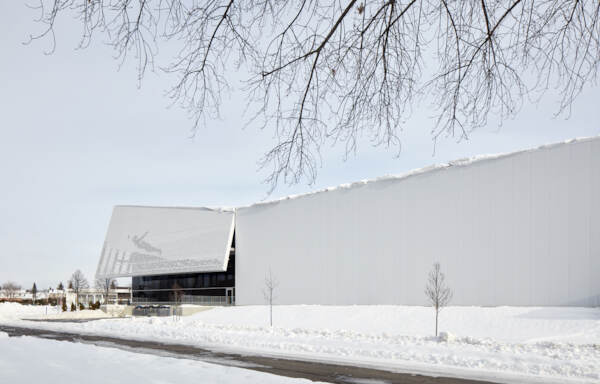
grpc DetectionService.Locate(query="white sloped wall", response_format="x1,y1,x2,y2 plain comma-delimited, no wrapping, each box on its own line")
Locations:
235,137,600,306
96,206,235,278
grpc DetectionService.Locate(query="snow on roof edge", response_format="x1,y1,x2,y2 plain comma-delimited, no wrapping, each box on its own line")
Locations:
237,135,600,210
110,135,599,212
113,205,235,213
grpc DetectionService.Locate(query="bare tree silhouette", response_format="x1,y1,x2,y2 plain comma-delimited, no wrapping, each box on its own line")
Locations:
95,277,115,305
69,270,89,309
171,282,183,320
425,262,453,337
263,269,278,327
1,282,21,299
28,1,600,189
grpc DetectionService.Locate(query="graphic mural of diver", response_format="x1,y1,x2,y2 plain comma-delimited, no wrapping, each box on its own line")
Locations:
130,231,163,255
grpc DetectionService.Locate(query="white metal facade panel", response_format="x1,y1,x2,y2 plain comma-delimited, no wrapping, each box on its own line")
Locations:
235,138,600,306
96,206,235,278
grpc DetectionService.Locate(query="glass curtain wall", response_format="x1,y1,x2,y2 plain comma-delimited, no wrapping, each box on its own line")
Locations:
132,253,235,302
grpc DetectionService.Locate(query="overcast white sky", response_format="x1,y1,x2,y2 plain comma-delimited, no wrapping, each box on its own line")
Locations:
1,3,599,290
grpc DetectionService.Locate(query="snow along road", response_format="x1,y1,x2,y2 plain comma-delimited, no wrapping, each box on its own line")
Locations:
0,329,329,384
1,304,598,383
0,324,498,384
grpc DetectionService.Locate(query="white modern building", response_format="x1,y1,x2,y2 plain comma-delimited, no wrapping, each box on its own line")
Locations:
96,137,600,307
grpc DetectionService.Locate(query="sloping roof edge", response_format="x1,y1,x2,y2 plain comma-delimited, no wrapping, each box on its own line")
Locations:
237,135,600,210
113,205,235,213
107,135,600,212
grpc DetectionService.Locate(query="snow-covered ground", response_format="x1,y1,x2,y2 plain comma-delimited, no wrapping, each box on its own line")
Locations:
1,303,599,384
0,303,119,320
0,331,324,384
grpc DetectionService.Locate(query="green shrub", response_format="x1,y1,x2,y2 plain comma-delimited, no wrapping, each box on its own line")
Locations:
78,303,85,311
61,301,67,312
70,303,76,312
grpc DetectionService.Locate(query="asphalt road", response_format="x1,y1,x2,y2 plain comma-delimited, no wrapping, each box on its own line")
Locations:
0,323,500,384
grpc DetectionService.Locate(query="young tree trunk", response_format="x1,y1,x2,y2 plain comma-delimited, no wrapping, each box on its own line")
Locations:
435,308,439,337
270,299,273,327
264,269,278,327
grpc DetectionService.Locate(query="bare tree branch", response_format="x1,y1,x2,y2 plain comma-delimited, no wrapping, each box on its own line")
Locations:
28,0,600,190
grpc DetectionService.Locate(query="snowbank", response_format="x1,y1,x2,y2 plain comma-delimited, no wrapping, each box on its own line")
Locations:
0,303,48,321
39,309,121,320
0,303,120,321
190,305,600,344
2,304,599,384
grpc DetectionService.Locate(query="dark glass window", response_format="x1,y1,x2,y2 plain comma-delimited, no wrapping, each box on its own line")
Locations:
132,252,235,302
